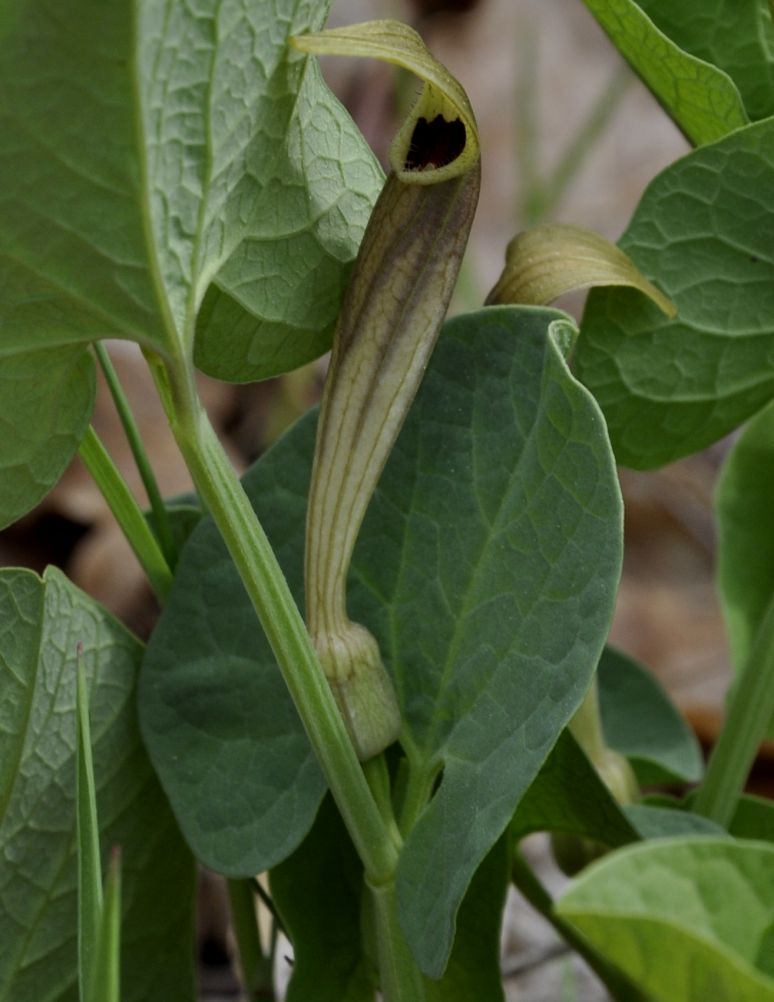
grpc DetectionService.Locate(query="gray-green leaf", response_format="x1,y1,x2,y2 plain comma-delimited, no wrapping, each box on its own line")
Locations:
139,431,327,876
598,646,703,784
348,306,622,976
511,730,638,848
0,347,95,530
0,567,195,1002
581,0,748,145
576,117,774,469
558,838,774,1001
270,796,376,1002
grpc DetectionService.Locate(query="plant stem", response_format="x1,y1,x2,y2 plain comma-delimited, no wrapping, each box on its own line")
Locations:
367,877,426,1002
397,761,437,838
153,356,398,884
227,879,274,1001
76,659,102,1002
693,590,774,826
93,341,177,568
78,426,173,602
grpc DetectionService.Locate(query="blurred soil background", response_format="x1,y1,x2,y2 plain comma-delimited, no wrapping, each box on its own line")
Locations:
2,0,769,998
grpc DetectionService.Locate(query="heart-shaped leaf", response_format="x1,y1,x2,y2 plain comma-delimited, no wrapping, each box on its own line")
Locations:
637,0,774,121
576,117,774,469
558,838,774,1002
0,0,379,366
348,306,622,975
139,424,327,876
141,305,621,974
581,0,747,145
0,567,195,1002
598,646,703,784
511,730,638,848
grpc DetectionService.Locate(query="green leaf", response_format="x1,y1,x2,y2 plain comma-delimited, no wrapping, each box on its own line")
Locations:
716,401,774,736
638,0,774,121
576,117,774,469
350,306,622,976
511,730,638,848
270,795,376,1002
139,434,327,876
86,850,121,1002
424,835,511,1002
142,304,621,975
0,0,380,369
730,793,774,842
0,347,95,530
598,646,703,784
557,838,774,1002
581,0,748,145
623,804,727,839
193,285,335,383
0,567,196,1002
76,660,103,1002
271,800,510,1002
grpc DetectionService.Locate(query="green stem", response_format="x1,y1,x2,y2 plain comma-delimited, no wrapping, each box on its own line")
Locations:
693,590,774,826
511,848,647,1002
93,341,177,568
367,878,426,1002
251,879,287,940
78,426,172,602
227,879,274,1001
154,357,398,884
363,754,398,832
568,677,607,763
397,761,437,839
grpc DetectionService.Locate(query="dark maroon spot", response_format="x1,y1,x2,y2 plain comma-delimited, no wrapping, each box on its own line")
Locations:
404,115,466,171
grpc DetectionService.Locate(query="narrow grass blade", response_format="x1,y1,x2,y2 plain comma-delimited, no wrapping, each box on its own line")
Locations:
76,652,103,1002
87,847,122,1002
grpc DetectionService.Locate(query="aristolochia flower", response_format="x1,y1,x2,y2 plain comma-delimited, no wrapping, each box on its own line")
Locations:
294,21,481,759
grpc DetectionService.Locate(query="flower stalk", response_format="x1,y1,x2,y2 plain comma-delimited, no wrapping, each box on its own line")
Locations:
295,20,481,760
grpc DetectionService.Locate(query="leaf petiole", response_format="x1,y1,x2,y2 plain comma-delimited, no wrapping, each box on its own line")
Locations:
93,341,177,568
78,425,173,601
693,590,774,826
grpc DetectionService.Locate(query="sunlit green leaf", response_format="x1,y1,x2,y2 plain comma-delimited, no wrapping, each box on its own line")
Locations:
558,838,774,1002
